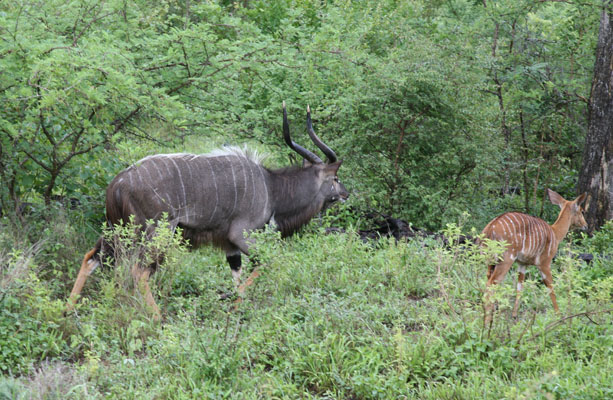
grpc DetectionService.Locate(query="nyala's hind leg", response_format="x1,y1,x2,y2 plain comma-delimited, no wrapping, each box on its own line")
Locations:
487,264,495,280
226,252,242,290
484,255,515,329
233,259,262,312
67,247,100,311
237,256,261,295
512,265,527,318
538,261,559,314
131,265,161,321
237,268,260,296
226,248,260,296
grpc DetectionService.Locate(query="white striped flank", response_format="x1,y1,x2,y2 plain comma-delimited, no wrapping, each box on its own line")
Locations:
141,161,167,207
483,212,557,264
152,160,164,180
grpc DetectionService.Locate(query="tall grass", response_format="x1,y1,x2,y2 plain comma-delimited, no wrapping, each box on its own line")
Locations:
0,213,611,399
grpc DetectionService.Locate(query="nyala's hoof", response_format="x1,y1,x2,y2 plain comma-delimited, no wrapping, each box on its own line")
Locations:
218,291,237,301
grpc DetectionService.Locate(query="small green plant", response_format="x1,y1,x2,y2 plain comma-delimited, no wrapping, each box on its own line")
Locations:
582,220,613,255
0,377,28,400
93,215,189,317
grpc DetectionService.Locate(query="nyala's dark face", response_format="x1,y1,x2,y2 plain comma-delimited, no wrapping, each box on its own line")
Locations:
318,161,348,208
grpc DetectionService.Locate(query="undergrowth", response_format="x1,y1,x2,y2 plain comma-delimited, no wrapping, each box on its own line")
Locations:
0,212,611,399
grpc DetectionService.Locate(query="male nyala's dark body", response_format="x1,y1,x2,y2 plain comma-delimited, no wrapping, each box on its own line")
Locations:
67,104,348,320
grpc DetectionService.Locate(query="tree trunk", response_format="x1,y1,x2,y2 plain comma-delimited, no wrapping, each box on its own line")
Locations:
578,2,613,233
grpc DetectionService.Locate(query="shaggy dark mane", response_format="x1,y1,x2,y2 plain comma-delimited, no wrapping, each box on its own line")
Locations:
268,165,323,237
275,200,323,237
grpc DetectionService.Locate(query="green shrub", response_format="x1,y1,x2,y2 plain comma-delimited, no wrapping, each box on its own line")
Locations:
0,242,65,374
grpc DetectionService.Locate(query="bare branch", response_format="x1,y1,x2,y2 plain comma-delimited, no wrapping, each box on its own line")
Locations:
20,147,52,173
529,309,613,342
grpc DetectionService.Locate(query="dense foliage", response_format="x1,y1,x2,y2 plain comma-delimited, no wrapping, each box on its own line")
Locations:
1,1,611,399
1,0,598,228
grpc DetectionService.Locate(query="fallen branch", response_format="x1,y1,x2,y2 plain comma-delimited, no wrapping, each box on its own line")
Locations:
528,308,613,342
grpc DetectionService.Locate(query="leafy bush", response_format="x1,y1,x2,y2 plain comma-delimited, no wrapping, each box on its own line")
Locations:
0,241,65,374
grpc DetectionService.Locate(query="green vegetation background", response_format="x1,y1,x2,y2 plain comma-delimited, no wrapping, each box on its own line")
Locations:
0,1,611,398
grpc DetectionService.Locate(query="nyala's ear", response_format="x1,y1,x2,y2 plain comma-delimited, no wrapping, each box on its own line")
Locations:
572,192,587,212
584,193,592,211
324,160,343,175
547,188,566,208
302,159,313,168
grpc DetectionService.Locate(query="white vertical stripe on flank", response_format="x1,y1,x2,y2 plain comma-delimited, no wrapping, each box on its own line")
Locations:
238,155,248,206
493,218,507,238
521,215,528,254
159,157,177,206
543,224,549,255
136,164,143,186
536,219,542,253
227,156,238,216
532,217,537,255
528,216,534,254
147,162,173,208
247,162,256,211
527,217,534,255
183,157,194,198
522,215,529,254
152,160,164,180
534,220,543,253
169,157,186,208
508,216,517,239
542,224,548,254
500,218,511,237
535,222,541,254
238,156,250,210
204,157,219,224
525,216,532,254
507,213,519,235
539,223,545,253
255,161,269,215
514,216,526,254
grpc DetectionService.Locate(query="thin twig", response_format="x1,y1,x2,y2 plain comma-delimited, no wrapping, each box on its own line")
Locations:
435,251,459,316
515,311,536,346
528,309,613,342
